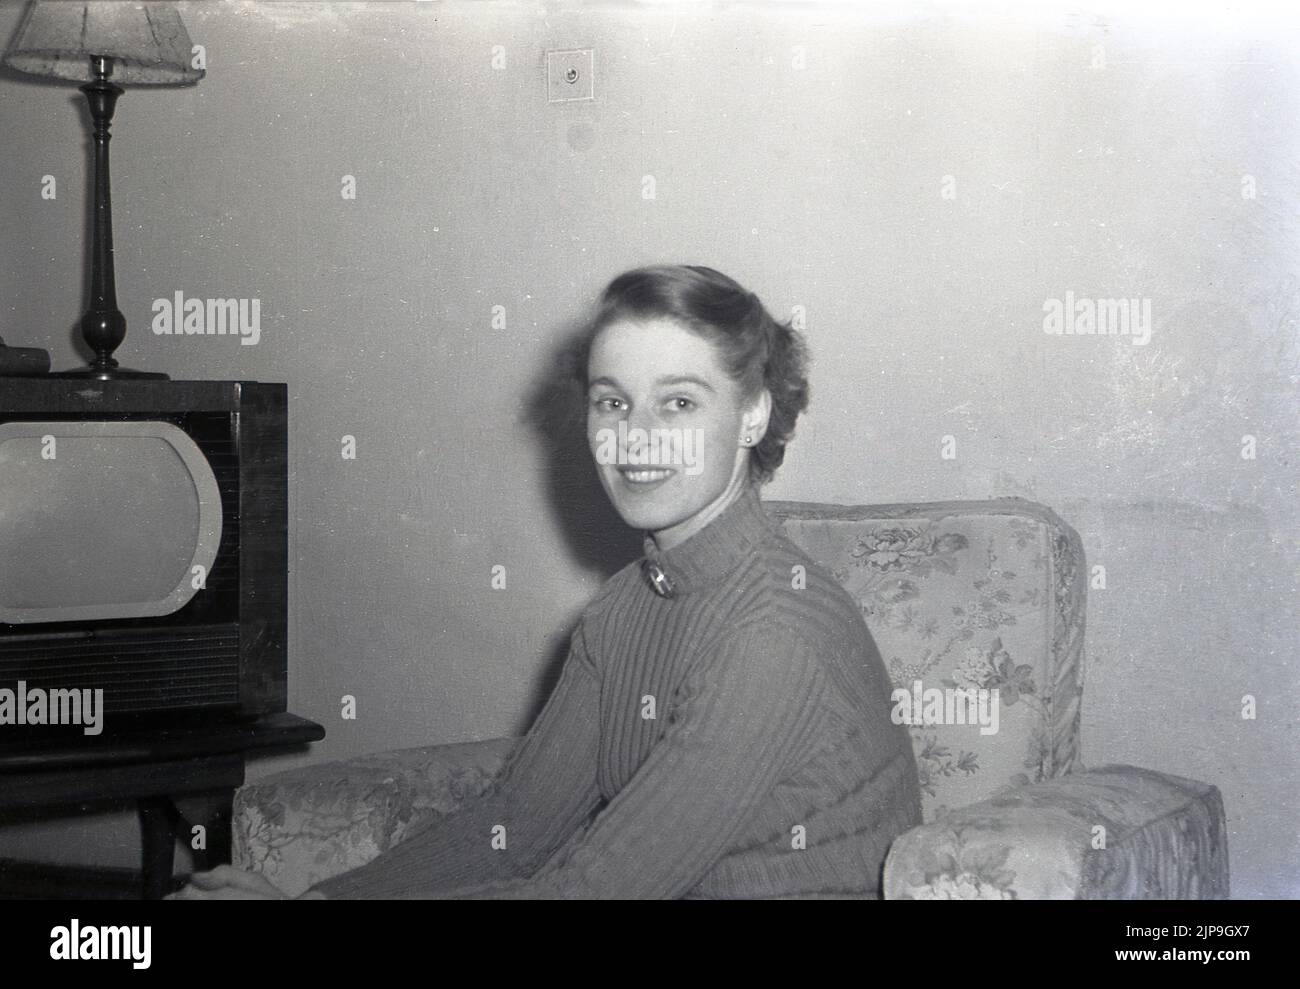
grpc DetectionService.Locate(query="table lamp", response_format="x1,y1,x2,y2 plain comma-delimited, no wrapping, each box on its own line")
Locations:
2,1,204,380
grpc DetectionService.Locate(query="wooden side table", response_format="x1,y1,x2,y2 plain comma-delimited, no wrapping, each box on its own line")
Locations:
0,712,324,899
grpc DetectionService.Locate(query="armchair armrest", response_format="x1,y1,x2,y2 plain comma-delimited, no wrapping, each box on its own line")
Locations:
232,736,519,897
883,764,1229,899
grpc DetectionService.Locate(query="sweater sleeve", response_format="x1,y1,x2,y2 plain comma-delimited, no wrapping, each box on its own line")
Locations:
307,620,604,899
428,620,834,900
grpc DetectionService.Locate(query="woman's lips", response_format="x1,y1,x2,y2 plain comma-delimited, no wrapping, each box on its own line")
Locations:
617,466,675,489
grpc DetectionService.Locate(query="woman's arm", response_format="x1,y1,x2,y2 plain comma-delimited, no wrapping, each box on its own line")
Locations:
426,619,835,899
307,621,605,899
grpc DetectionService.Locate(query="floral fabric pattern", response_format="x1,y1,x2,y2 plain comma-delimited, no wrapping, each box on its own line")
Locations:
883,765,1230,899
770,499,1086,822
233,738,515,897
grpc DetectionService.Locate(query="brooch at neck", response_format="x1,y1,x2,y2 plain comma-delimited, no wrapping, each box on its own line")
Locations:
642,559,676,599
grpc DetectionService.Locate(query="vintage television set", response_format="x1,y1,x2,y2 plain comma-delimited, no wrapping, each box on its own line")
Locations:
0,378,288,735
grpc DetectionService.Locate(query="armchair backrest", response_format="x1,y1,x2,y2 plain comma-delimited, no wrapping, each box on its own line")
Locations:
767,498,1087,822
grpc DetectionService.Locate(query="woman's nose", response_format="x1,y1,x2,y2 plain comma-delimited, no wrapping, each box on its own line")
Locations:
623,410,659,461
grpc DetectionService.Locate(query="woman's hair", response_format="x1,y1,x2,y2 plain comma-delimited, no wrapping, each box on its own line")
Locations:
572,264,810,484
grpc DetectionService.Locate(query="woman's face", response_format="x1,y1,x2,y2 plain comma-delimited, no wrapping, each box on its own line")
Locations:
586,315,769,542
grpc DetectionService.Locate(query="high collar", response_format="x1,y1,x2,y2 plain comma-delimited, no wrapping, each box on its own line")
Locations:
640,482,777,597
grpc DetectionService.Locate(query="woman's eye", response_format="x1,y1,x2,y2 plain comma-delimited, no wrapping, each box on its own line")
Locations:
592,396,624,412
668,396,696,412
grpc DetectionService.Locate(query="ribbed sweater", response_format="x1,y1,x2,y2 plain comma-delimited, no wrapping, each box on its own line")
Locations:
311,482,922,899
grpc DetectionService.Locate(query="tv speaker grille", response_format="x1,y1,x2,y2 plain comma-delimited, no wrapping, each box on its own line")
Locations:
0,625,240,715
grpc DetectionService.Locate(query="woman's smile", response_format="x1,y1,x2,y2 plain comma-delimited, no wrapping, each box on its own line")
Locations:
618,466,676,488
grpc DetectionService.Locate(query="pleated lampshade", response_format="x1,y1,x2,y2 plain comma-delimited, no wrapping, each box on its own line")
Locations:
2,0,204,85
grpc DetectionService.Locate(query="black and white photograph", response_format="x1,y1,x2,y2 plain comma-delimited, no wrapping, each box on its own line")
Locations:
0,0,1295,953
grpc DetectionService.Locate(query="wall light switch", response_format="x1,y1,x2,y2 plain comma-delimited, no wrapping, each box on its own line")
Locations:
547,49,594,102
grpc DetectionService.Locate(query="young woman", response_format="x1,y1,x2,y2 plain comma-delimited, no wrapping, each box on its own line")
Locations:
174,264,922,900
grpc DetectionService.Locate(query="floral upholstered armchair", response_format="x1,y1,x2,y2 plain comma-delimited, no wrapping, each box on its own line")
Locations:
233,498,1229,899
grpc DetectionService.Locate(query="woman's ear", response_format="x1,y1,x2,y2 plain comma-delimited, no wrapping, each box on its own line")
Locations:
743,388,773,444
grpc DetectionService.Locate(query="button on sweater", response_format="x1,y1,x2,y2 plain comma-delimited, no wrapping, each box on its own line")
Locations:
311,482,922,899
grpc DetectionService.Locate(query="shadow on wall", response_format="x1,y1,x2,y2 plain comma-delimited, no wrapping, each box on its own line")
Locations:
526,313,644,580
517,314,645,720
0,59,114,363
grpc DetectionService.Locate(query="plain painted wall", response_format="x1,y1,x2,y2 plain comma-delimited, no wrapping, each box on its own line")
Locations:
0,0,1295,898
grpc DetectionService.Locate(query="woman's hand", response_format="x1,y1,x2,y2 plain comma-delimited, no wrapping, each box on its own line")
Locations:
165,864,291,900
